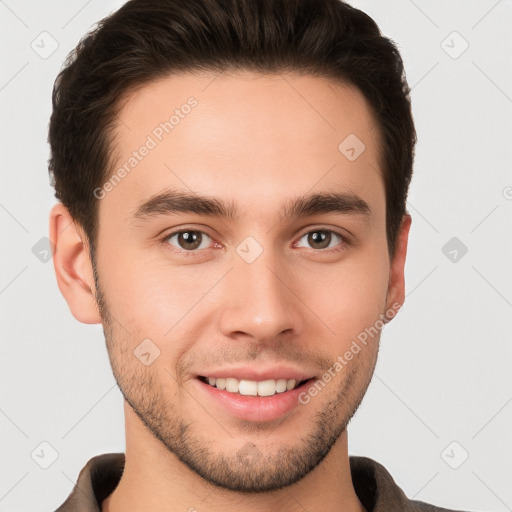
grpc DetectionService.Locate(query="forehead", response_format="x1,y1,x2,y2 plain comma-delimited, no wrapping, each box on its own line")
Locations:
102,71,384,224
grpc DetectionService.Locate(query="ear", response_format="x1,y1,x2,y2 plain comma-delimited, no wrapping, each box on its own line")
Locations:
384,213,412,321
49,203,102,324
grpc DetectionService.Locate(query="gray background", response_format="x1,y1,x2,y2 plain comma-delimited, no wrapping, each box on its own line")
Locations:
1,0,511,511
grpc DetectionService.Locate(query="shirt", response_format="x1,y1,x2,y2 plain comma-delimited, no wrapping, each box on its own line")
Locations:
53,453,469,512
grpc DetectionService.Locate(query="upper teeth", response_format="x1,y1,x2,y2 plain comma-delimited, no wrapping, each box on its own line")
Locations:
206,377,299,396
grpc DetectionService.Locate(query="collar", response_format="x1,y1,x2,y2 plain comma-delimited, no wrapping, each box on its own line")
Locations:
54,452,439,512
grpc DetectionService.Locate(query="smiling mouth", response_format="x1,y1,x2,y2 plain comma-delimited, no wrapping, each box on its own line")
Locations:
198,376,312,396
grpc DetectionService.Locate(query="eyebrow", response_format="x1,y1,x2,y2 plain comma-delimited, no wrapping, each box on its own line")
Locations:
129,189,372,223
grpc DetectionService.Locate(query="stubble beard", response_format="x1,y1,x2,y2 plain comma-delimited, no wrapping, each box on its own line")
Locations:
92,263,379,493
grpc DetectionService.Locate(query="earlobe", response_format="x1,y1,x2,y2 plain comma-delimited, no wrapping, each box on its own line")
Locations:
49,203,102,324
385,213,412,321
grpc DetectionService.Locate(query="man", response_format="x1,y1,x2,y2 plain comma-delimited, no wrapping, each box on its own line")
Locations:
48,0,469,511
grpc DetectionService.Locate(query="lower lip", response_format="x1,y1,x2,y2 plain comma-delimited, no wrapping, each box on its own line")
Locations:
195,378,314,422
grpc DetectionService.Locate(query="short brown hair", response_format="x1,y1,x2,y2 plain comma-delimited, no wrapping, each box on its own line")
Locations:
48,0,416,258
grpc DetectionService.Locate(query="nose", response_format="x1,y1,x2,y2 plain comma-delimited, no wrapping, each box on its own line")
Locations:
218,247,305,345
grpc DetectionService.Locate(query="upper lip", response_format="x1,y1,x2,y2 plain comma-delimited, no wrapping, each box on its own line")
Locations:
197,365,316,382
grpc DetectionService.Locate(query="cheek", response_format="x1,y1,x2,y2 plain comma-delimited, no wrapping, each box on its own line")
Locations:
296,251,389,345
99,247,220,342
99,226,390,348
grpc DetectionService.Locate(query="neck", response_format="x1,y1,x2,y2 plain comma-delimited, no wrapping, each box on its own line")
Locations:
102,404,366,512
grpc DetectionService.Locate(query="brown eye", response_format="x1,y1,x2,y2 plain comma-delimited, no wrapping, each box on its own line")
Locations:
296,230,344,251
166,230,211,251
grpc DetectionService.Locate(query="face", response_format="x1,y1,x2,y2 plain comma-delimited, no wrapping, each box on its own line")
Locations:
89,71,406,492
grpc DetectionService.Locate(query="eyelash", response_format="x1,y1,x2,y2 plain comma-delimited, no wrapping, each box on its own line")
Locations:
160,227,350,257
